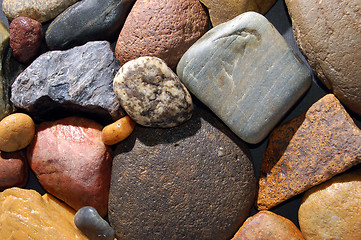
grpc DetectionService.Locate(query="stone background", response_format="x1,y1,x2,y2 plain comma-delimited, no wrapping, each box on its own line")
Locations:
1,0,360,229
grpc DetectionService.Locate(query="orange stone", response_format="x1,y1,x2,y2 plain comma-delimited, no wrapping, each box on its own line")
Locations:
257,94,361,210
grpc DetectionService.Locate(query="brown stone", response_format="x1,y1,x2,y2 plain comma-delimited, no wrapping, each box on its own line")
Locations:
27,117,112,217
114,0,209,70
9,16,43,63
256,94,361,210
0,151,28,190
232,210,304,240
285,0,361,115
200,0,276,26
299,168,361,240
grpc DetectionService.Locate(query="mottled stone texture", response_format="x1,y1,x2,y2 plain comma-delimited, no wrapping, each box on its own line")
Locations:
200,0,276,26
299,168,361,240
286,0,361,115
115,0,209,69
109,106,256,240
0,151,28,190
2,0,79,23
9,16,43,63
113,56,193,127
257,94,361,210
11,41,124,123
177,12,311,144
46,0,135,50
27,117,113,217
232,211,304,240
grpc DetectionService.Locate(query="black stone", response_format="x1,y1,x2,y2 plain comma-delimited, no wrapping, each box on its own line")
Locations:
45,0,135,50
11,41,125,123
109,105,257,240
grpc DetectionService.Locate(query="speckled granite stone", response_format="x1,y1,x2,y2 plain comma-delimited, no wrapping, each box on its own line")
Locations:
177,12,311,144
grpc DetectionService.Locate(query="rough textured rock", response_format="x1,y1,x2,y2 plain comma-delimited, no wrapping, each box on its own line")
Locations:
285,0,361,115
2,0,79,23
232,210,304,240
46,0,135,50
177,12,311,144
257,94,361,210
200,0,276,26
0,21,15,120
113,56,193,127
109,106,257,240
115,0,209,70
11,41,124,123
27,117,113,217
0,151,28,190
299,168,361,240
9,16,43,63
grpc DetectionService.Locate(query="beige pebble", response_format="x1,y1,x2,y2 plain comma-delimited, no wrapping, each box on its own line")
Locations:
102,116,135,145
0,113,35,152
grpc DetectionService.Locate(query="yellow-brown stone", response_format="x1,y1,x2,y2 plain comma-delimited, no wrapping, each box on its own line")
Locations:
0,187,88,239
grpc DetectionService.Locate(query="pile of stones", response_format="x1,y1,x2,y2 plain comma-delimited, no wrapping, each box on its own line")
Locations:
0,0,360,239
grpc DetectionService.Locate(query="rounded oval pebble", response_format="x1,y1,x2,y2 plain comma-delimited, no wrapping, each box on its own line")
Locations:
0,113,35,152
102,116,135,145
75,206,115,240
299,168,361,240
0,151,28,190
113,56,193,128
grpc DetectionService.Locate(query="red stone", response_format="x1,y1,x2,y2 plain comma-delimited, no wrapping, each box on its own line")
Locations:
0,150,28,190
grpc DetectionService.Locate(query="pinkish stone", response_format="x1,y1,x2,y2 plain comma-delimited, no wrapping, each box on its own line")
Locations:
0,150,28,190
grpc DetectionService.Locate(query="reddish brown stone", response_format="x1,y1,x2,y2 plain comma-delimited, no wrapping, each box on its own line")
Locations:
232,210,304,240
27,117,112,217
257,94,361,210
0,150,28,190
114,0,209,70
9,16,43,63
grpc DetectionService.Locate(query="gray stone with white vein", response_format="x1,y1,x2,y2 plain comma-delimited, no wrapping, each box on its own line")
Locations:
177,11,312,144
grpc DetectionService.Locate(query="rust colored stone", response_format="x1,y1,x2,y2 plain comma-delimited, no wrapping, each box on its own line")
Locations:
0,150,28,190
232,210,304,240
257,94,361,210
200,0,276,26
114,0,209,70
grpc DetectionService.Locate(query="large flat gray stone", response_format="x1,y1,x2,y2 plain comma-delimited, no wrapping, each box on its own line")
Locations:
177,11,311,144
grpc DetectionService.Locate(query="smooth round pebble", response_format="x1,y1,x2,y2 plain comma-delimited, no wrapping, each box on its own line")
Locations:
101,116,135,145
113,56,193,128
74,206,115,240
0,113,35,152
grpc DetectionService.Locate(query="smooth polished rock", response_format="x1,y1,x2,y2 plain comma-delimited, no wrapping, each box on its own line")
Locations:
299,169,361,240
113,56,193,127
46,0,135,50
285,0,361,115
2,0,79,23
257,94,361,210
109,106,256,240
11,41,124,123
177,12,311,144
200,0,276,26
115,0,209,70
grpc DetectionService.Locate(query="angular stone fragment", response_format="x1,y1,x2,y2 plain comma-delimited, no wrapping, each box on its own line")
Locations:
0,151,28,190
11,41,124,123
109,106,256,240
177,12,311,144
285,0,361,115
2,0,79,23
257,94,361,210
113,56,193,128
9,16,43,63
232,210,304,240
27,117,113,217
46,0,135,50
200,0,276,26
115,0,209,69
298,169,361,240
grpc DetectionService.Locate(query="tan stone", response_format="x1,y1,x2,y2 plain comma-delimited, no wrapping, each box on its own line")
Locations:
299,169,361,240
232,210,304,240
200,0,276,26
285,0,361,115
257,94,361,210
